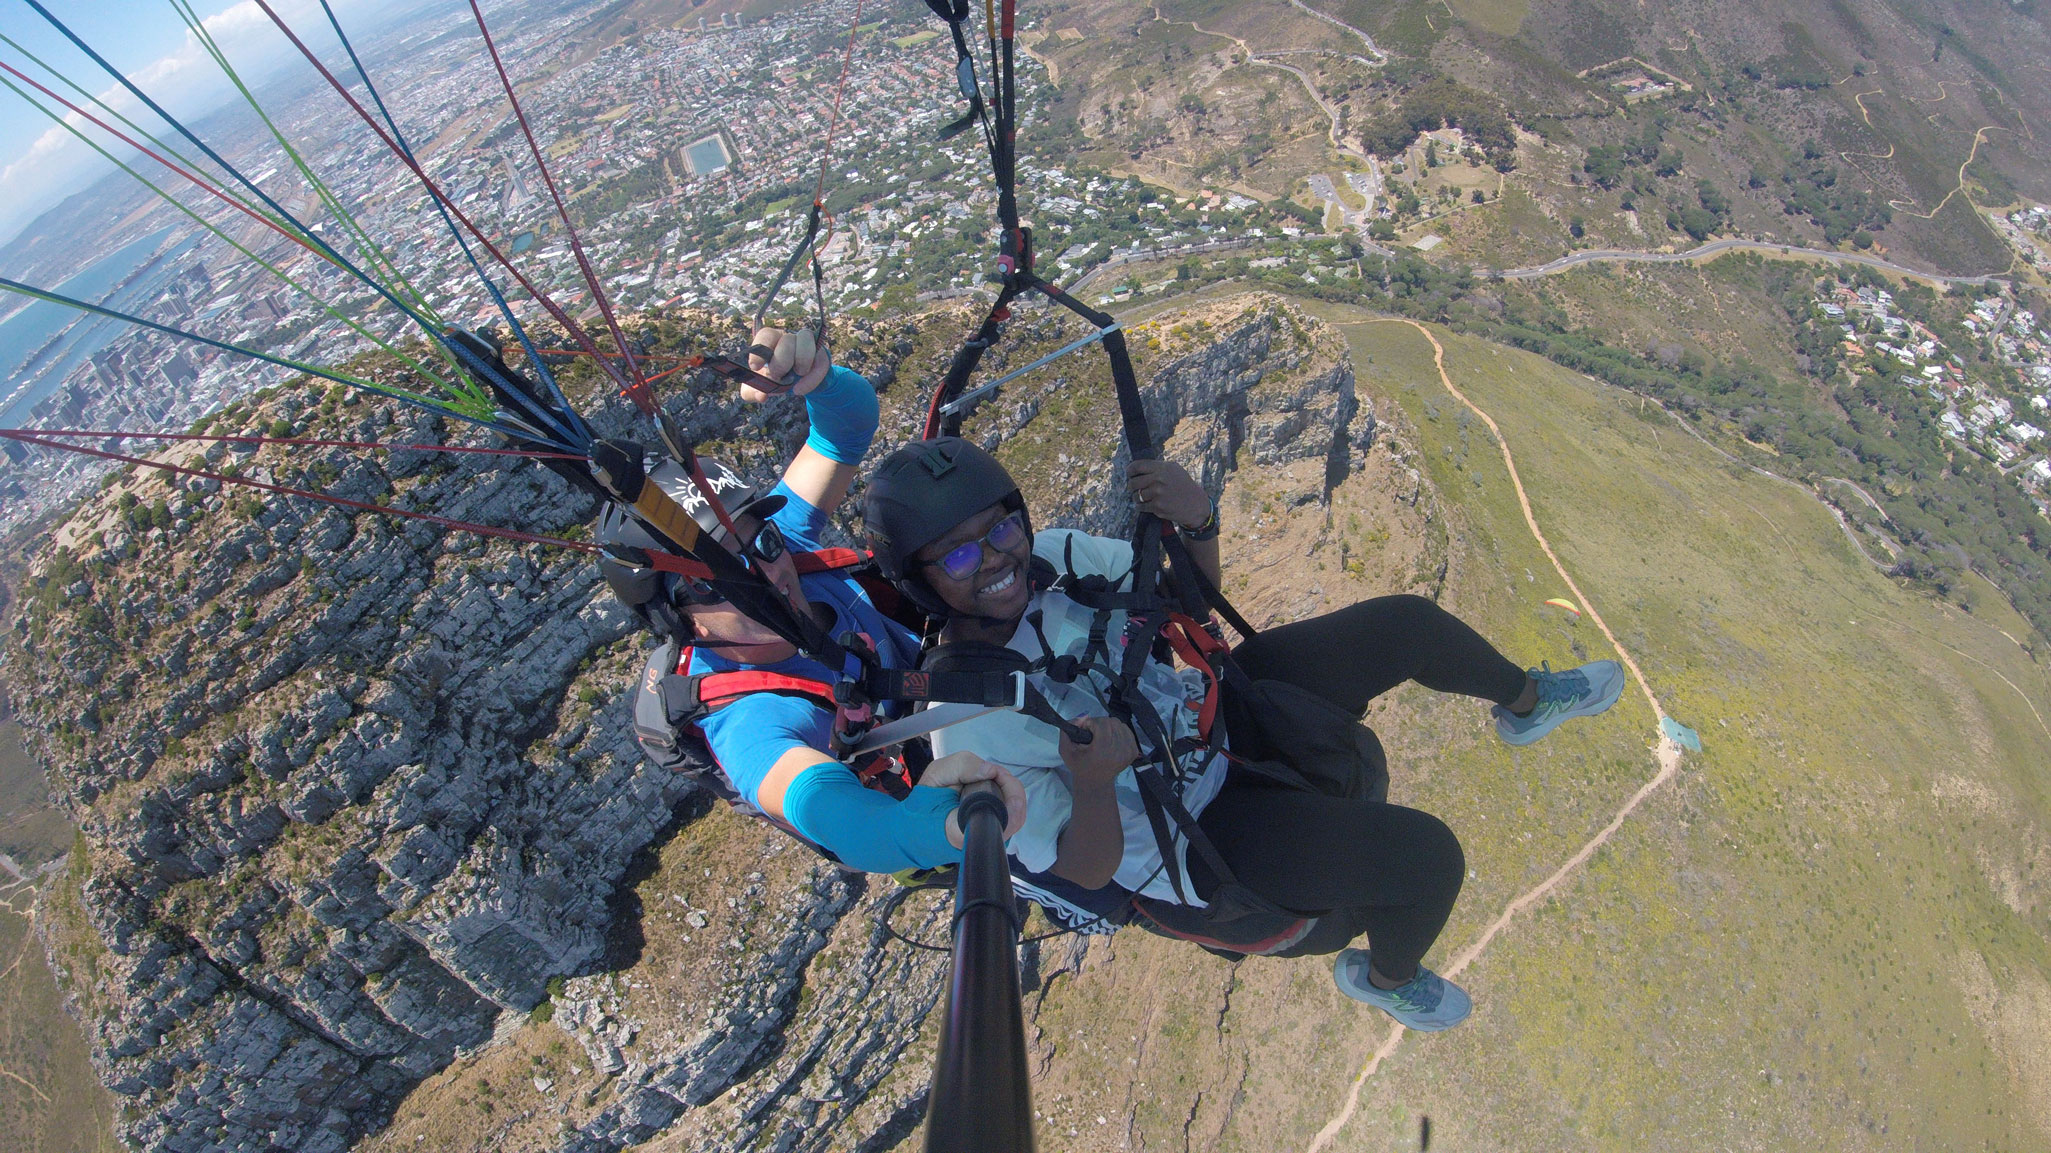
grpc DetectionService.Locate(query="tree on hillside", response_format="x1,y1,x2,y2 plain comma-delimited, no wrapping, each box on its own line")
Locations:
1357,78,1514,165
1585,145,1625,189
1679,207,1720,241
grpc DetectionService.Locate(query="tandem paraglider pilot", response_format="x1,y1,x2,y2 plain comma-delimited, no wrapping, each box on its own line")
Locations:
597,328,1025,871
861,436,1626,1032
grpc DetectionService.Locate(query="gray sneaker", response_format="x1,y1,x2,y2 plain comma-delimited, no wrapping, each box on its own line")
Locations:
1332,949,1472,1031
1494,660,1625,747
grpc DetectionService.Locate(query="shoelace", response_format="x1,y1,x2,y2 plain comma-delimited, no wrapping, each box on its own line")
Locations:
1351,957,1441,1011
1534,662,1591,713
1382,973,1442,1012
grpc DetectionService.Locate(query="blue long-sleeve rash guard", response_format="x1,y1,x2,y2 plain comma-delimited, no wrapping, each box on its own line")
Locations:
803,364,878,464
688,368,958,872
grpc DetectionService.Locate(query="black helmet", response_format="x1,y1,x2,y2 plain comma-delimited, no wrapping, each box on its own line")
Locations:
863,437,1026,612
596,450,785,615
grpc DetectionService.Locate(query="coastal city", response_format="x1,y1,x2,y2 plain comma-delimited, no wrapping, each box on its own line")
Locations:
0,0,1278,531
2,0,2049,539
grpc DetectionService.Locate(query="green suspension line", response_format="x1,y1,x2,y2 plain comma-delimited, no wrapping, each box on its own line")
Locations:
0,70,469,402
168,0,469,390
0,276,495,421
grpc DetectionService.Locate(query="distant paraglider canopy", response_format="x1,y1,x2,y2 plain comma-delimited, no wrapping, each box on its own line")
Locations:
1543,597,1582,622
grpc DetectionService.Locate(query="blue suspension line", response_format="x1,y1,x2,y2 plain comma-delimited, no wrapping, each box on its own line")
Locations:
315,0,593,450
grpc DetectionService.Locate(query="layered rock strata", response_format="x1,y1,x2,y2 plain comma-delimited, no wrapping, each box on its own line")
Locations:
9,296,1365,1152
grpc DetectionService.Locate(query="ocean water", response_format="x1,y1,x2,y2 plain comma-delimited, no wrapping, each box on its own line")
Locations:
0,227,190,427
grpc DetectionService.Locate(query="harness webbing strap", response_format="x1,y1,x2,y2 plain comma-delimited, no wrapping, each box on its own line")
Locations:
639,546,870,581
1133,759,1243,906
1162,528,1260,642
1161,614,1224,740
861,666,1023,709
926,278,1025,439
694,670,841,710
1132,769,1186,903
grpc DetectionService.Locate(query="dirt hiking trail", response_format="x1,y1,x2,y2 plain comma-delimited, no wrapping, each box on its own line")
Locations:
1306,320,1684,1152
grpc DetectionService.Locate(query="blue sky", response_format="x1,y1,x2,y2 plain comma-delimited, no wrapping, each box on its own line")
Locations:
0,0,404,246
0,4,238,176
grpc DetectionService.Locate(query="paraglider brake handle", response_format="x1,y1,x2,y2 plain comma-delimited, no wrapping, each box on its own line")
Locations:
745,343,806,392
742,315,827,391
692,352,801,396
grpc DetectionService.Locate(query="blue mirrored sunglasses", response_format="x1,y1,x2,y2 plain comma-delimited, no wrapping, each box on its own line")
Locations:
923,512,1026,582
680,520,786,602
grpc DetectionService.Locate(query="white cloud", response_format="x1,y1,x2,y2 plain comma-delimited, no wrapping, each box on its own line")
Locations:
0,0,398,246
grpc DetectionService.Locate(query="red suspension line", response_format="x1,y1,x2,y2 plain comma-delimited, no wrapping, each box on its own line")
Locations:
7,427,582,460
812,0,867,208
467,0,653,414
531,348,690,363
0,428,597,552
526,349,692,386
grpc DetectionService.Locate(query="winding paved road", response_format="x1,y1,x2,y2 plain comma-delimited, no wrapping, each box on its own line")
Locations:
1146,3,1396,254
1491,237,2002,285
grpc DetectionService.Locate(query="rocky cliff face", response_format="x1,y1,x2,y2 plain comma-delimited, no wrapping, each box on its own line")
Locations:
947,296,1368,541
8,295,1370,1152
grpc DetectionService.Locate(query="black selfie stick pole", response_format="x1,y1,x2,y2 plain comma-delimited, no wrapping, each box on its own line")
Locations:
923,784,1034,1153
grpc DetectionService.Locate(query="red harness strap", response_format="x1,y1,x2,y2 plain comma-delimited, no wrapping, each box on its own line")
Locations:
644,546,871,580
675,646,909,792
1161,612,1227,739
695,669,842,709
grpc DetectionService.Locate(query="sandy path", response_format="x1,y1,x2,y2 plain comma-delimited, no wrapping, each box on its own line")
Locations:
1890,125,2010,218
1306,320,1683,1152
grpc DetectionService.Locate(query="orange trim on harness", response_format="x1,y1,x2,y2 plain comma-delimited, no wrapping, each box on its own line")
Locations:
1129,899,1311,955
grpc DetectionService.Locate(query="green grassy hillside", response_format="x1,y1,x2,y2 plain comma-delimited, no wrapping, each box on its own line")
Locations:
918,297,2051,1151
0,860,119,1153
0,711,119,1153
1318,308,2049,1149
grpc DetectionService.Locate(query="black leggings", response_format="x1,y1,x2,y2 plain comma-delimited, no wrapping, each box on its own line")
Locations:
1188,596,1525,980
1230,593,1527,713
